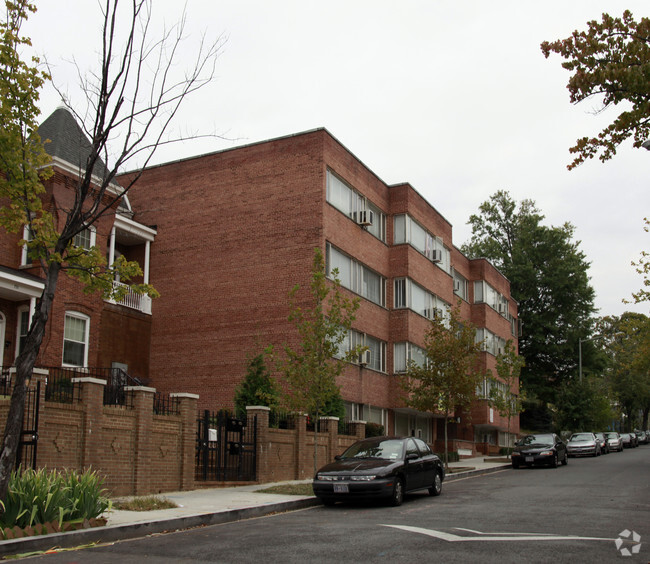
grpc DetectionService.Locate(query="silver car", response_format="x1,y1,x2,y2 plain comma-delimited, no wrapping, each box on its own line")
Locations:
604,432,623,452
566,432,601,457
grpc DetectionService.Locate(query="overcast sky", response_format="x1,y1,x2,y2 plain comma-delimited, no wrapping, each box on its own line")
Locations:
25,1,649,319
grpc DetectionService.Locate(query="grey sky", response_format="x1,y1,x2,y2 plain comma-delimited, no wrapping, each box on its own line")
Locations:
26,1,649,318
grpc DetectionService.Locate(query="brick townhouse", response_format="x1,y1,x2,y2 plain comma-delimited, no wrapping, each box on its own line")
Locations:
121,127,521,452
0,107,156,384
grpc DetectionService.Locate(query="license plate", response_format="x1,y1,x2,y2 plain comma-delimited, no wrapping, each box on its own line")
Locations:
525,456,534,462
333,484,349,493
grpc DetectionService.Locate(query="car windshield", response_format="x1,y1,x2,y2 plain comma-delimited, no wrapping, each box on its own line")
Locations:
570,433,593,441
519,434,554,445
341,439,403,460
605,433,618,438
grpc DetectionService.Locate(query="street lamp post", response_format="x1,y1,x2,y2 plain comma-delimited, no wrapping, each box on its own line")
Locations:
578,335,602,383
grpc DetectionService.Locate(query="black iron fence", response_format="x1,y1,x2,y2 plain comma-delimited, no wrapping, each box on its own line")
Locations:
195,410,257,482
154,392,179,416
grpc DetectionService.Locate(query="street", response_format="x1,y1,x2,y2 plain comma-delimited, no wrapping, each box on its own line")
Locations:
27,446,649,563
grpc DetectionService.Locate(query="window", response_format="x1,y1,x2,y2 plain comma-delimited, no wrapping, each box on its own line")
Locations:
326,243,386,306
393,277,450,326
394,341,427,373
16,306,30,357
474,280,509,316
73,226,96,250
452,269,469,301
336,329,386,372
476,328,506,356
326,170,386,242
393,214,450,273
63,312,90,367
21,225,35,266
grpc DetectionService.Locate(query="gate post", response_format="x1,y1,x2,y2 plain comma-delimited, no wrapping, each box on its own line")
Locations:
320,417,339,463
171,393,199,491
295,413,307,480
72,377,107,472
246,406,269,483
127,386,156,496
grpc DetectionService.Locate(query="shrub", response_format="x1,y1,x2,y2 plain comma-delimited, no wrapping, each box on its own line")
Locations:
0,468,111,530
365,422,385,437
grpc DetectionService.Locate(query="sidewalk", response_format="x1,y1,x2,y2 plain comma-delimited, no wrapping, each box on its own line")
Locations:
0,456,510,557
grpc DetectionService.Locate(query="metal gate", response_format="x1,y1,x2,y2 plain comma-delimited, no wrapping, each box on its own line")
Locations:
16,381,40,470
195,410,257,481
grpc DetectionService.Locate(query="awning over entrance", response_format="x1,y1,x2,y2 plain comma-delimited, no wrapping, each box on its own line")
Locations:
0,266,44,301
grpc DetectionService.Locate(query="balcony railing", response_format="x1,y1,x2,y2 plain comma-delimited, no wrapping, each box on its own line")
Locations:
108,281,152,314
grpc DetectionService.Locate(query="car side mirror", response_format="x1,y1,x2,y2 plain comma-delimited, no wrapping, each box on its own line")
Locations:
405,453,419,461
335,455,342,460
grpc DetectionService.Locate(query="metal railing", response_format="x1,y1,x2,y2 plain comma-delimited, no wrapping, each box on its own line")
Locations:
154,392,180,416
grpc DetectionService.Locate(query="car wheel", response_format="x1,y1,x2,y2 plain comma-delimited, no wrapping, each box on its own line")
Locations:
561,452,568,465
390,477,404,507
429,472,443,497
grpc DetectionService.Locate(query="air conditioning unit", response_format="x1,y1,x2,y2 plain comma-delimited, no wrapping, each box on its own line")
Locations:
431,249,442,263
498,303,506,315
453,280,461,292
359,349,371,366
353,210,374,226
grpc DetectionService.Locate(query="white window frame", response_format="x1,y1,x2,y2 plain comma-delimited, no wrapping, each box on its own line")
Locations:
73,226,97,250
326,243,386,307
21,225,34,266
62,311,90,368
393,214,451,273
393,341,427,373
15,306,31,358
393,277,450,326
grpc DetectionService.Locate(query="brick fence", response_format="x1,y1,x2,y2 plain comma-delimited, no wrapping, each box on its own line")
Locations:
0,374,198,497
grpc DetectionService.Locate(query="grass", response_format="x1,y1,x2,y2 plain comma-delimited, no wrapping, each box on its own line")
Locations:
256,483,314,496
112,495,178,511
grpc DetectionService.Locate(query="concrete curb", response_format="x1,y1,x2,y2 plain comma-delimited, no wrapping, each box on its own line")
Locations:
0,465,510,557
0,498,320,557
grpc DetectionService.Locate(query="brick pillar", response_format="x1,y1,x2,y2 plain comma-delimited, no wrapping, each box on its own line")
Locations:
127,386,156,496
320,416,339,463
171,393,199,491
295,413,307,480
349,420,366,440
72,377,107,470
246,406,270,483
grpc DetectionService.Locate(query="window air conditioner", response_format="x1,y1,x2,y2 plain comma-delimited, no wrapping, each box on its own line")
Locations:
359,349,371,366
354,210,374,226
498,302,506,315
431,249,442,263
453,280,461,292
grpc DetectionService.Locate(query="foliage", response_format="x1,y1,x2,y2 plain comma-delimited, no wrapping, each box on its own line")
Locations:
599,312,650,430
280,248,363,472
400,302,485,468
554,376,614,433
112,496,177,511
234,347,280,417
256,483,314,497
0,468,110,529
488,340,525,448
462,190,598,404
626,218,649,305
541,11,650,170
364,422,385,438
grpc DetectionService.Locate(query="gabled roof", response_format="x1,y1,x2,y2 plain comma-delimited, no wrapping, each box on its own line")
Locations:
37,106,110,179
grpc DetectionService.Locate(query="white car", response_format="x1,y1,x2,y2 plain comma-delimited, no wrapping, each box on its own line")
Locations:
566,432,600,457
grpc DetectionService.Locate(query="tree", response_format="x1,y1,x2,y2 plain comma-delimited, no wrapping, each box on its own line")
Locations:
0,0,222,501
541,11,650,170
234,347,279,418
626,217,649,306
599,313,650,430
400,302,485,469
554,375,614,433
280,248,363,473
488,340,525,453
462,190,598,405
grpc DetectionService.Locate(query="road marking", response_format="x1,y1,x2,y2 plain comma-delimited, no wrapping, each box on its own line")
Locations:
381,525,615,543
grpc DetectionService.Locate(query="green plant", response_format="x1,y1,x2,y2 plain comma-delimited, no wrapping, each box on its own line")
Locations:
112,496,177,511
0,468,111,530
365,422,385,437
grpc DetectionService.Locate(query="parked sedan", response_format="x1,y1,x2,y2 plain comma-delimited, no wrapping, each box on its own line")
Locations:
312,436,445,507
620,433,635,448
510,433,568,468
594,433,609,454
634,430,648,445
604,432,623,452
566,432,600,457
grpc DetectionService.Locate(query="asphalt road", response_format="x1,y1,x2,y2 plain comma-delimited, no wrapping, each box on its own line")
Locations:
26,445,649,563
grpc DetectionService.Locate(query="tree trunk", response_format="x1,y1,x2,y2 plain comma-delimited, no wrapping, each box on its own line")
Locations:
0,263,60,503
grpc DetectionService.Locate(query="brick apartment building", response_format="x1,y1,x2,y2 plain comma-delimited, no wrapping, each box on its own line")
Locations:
122,127,521,451
1,108,520,455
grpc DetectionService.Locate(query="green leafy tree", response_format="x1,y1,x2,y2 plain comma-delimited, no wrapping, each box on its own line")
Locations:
626,218,649,306
0,0,221,501
488,340,525,453
554,376,614,433
234,347,280,417
541,11,650,170
280,248,363,473
400,303,485,469
462,190,597,405
599,313,650,430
